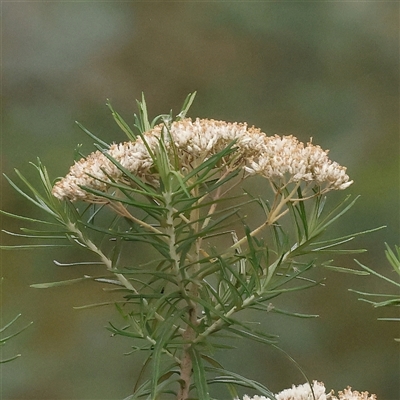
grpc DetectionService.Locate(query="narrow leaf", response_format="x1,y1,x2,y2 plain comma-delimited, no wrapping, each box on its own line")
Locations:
177,91,197,120
30,276,92,288
106,100,137,141
190,347,211,400
75,121,110,148
322,265,369,275
0,209,59,226
207,367,276,400
0,244,72,250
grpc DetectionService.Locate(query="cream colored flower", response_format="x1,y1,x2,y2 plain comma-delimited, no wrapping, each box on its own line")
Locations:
241,395,272,400
236,383,377,400
235,381,328,400
330,387,377,400
52,118,353,201
275,381,329,400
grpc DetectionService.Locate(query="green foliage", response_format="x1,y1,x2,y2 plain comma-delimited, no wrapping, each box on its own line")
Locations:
0,279,33,364
350,244,400,341
0,94,379,399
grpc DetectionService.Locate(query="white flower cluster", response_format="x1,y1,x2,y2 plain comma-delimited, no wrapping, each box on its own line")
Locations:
52,118,353,201
238,381,329,400
275,381,329,400
333,387,377,400
238,382,376,400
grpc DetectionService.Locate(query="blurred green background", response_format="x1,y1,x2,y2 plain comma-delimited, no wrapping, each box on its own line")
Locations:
1,2,399,400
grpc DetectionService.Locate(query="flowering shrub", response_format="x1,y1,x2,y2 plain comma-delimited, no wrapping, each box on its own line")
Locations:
1,93,380,400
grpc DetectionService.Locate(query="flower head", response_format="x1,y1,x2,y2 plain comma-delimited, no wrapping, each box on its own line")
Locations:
237,381,329,400
331,387,377,400
52,118,352,202
275,381,330,400
238,382,377,400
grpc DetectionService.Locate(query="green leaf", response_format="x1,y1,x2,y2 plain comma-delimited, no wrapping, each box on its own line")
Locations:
2,174,46,214
86,173,164,203
0,244,72,250
312,195,359,236
321,264,369,275
200,355,239,399
182,141,238,187
8,167,60,219
354,259,400,288
190,346,211,400
311,226,385,247
137,93,151,132
2,229,66,240
168,170,191,198
0,354,21,364
175,208,240,248
312,248,367,255
177,91,197,120
106,100,137,141
0,209,60,226
225,326,277,346
0,316,33,345
187,293,234,328
151,307,189,399
206,367,276,400
349,289,399,298
0,314,22,334
30,275,93,288
75,121,110,148
372,299,400,307
385,243,400,273
310,236,356,251
107,322,143,339
269,307,319,318
201,280,230,314
292,187,309,240
267,260,315,291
